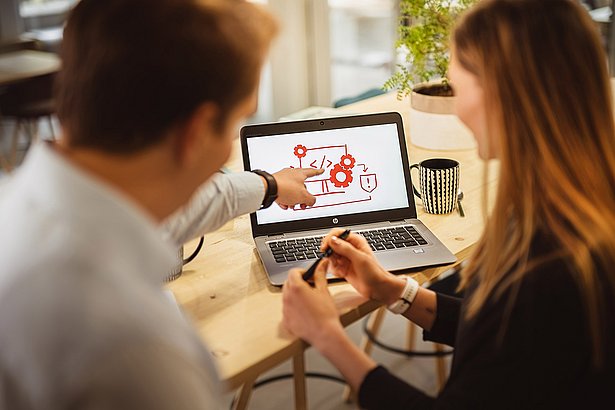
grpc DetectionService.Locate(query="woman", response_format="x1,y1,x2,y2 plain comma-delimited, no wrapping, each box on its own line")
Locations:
282,0,615,408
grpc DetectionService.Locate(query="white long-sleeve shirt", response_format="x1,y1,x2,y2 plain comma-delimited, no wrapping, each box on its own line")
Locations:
0,144,222,409
163,170,264,245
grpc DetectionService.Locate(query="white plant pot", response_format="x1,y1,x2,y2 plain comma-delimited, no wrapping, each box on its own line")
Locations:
409,82,476,151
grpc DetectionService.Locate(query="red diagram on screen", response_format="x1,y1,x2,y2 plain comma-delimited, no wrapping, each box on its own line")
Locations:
290,143,378,210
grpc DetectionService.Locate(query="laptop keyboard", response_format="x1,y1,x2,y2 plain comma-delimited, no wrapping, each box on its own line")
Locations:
267,225,428,264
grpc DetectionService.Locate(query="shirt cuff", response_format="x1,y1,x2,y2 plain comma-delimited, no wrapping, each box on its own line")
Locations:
221,171,265,215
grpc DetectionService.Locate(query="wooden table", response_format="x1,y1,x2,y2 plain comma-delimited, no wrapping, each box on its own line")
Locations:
166,92,499,409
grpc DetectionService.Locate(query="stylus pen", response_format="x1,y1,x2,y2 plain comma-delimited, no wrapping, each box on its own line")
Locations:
302,229,351,283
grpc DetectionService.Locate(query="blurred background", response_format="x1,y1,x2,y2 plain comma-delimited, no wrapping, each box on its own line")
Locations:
0,0,613,168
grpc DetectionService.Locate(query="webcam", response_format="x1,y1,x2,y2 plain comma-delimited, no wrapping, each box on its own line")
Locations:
319,121,325,126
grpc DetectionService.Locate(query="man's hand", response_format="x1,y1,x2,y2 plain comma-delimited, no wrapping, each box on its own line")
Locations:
273,168,324,210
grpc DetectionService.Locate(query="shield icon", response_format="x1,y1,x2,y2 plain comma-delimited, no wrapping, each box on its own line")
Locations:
360,173,377,193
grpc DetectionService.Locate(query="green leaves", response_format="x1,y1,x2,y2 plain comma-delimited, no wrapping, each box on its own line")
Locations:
384,0,477,98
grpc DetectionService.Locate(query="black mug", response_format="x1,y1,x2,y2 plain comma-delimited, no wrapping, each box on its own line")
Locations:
165,236,205,282
410,158,459,214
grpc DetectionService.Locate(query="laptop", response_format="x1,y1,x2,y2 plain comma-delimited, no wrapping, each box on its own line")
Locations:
240,112,456,286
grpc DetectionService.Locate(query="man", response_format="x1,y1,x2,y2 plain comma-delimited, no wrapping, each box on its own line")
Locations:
0,0,315,408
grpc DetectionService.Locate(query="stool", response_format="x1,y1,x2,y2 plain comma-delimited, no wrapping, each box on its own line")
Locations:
0,73,56,172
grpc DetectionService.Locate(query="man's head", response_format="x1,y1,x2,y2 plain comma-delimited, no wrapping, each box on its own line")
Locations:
56,0,276,155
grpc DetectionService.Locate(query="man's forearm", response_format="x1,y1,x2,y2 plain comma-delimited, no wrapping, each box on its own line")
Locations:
162,172,264,244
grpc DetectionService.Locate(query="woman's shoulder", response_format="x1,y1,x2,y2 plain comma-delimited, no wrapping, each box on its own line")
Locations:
514,239,614,337
522,233,612,300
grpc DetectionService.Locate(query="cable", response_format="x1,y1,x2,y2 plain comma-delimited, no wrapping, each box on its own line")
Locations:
361,313,454,357
183,235,204,264
229,372,346,409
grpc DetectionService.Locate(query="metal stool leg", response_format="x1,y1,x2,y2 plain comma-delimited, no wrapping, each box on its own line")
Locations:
47,115,55,140
26,119,39,146
8,120,22,171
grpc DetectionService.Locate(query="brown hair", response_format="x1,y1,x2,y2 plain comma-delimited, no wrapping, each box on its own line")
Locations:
56,0,277,153
454,0,615,365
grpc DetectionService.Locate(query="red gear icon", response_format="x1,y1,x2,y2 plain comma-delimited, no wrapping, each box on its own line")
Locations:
293,144,307,158
340,154,356,169
330,164,353,188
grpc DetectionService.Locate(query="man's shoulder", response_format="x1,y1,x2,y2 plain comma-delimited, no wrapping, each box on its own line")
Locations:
0,268,222,409
0,259,211,375
0,195,87,293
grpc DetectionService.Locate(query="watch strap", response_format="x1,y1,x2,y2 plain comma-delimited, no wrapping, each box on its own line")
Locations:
387,276,419,315
252,169,278,209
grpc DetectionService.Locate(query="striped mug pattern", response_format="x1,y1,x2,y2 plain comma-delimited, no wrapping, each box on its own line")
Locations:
410,158,460,214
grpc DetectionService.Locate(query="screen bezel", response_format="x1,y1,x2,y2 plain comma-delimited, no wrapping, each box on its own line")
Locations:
240,112,417,237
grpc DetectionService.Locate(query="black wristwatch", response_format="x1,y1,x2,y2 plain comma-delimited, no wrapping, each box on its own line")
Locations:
252,169,278,209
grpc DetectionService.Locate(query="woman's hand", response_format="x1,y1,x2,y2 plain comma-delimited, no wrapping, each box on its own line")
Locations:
282,259,344,349
282,259,379,392
321,228,405,306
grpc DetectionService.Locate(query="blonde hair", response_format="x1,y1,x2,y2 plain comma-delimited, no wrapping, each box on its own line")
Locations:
455,0,615,365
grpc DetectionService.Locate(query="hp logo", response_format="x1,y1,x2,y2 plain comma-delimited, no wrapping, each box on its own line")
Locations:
332,218,339,224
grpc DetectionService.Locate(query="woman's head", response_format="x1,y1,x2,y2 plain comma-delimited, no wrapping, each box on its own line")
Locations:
454,0,615,365
452,0,615,165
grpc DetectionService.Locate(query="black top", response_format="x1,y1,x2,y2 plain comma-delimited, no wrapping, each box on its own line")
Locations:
358,244,615,409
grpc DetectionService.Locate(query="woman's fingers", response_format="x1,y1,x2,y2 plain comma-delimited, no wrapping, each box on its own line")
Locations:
320,228,347,251
327,234,365,262
321,230,371,253
282,269,307,330
282,264,340,345
329,254,349,277
314,258,330,291
283,269,309,300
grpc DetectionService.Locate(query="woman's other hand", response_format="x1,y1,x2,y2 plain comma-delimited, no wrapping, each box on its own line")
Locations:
282,259,342,349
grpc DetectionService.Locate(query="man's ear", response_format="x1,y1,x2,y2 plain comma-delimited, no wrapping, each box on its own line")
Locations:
174,102,220,167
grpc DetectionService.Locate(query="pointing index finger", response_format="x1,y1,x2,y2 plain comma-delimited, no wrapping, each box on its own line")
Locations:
300,168,325,178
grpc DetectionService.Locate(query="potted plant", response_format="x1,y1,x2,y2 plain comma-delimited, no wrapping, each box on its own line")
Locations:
384,0,478,150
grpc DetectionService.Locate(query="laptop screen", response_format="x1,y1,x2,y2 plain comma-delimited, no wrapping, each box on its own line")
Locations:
241,112,416,236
